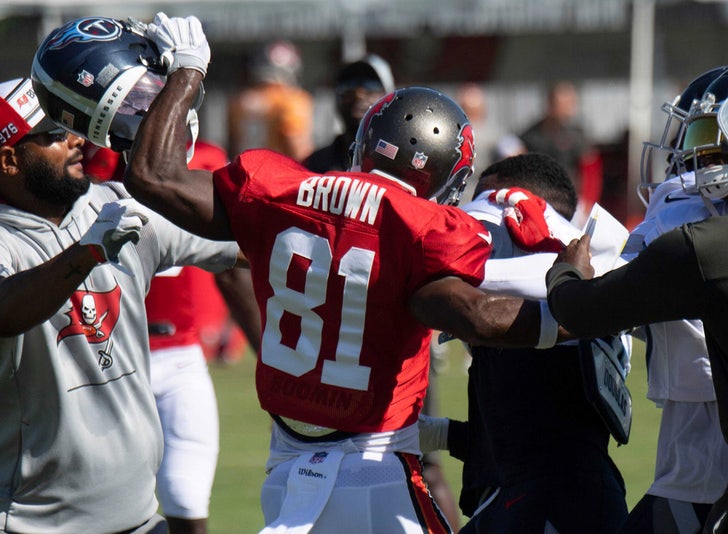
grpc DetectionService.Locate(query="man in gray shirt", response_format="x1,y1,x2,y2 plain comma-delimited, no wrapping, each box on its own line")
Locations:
0,77,242,533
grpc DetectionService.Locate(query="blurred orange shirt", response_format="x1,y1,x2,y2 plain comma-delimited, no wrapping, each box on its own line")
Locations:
227,82,313,161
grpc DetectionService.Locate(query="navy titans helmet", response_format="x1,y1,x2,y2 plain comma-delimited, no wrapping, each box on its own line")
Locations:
32,16,172,152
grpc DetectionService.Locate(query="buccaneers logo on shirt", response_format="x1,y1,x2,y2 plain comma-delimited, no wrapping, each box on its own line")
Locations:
57,285,121,344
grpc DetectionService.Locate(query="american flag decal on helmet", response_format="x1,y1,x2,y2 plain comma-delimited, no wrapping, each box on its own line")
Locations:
375,139,399,159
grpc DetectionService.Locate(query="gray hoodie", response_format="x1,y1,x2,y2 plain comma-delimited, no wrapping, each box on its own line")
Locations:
0,181,237,533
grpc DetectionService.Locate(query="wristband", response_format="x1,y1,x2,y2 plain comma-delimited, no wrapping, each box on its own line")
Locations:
536,300,559,349
87,244,106,264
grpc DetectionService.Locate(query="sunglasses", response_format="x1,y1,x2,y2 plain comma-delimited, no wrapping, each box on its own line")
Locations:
21,127,70,145
42,128,70,143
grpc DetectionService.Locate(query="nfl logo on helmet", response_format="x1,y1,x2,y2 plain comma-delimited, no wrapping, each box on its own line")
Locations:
411,151,428,169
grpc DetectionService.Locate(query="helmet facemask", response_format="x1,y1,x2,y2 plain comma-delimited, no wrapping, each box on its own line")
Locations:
639,66,728,207
674,94,728,203
639,98,689,206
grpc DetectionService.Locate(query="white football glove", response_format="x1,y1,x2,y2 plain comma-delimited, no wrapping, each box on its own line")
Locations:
418,414,450,454
146,12,210,77
80,200,149,276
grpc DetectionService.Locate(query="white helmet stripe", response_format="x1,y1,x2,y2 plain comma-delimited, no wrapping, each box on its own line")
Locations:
88,65,147,147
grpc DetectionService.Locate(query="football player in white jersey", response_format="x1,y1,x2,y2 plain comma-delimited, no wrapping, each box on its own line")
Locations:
421,154,631,533
602,67,728,533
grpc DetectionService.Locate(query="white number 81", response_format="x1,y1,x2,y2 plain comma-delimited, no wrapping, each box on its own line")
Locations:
262,227,373,391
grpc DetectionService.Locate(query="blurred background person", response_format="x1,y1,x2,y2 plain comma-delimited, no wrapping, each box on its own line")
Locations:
456,82,492,201
226,40,314,162
519,81,603,225
303,53,394,172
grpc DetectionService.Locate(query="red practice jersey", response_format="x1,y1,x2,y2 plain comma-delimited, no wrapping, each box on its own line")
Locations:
146,266,201,350
214,149,491,433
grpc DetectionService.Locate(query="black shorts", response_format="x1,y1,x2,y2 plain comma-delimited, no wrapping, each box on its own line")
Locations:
461,471,627,534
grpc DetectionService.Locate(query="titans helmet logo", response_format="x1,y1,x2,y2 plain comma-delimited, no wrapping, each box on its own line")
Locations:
43,18,122,51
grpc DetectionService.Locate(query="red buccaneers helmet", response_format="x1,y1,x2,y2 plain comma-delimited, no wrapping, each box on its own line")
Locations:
351,86,475,206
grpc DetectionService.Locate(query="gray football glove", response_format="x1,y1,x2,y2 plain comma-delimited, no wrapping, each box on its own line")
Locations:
80,200,148,275
417,414,450,454
145,12,210,77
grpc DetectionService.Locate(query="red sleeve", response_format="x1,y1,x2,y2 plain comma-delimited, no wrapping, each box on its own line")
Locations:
415,207,491,290
189,140,229,172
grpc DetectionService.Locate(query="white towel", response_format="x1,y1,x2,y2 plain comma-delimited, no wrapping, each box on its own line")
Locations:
260,448,345,534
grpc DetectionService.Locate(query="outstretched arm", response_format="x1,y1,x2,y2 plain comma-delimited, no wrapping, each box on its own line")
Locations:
0,201,146,336
547,230,705,338
124,14,233,241
409,276,570,348
214,267,261,354
0,245,99,336
125,70,232,241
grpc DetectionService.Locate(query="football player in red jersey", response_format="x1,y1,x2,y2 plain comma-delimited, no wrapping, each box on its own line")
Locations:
34,14,564,533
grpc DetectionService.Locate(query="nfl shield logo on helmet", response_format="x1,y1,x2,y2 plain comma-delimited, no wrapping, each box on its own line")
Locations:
412,151,428,169
77,70,94,87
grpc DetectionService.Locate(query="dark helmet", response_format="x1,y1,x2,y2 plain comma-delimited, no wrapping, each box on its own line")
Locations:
351,86,475,206
677,69,728,200
640,66,728,202
335,54,395,95
674,67,728,113
31,16,173,152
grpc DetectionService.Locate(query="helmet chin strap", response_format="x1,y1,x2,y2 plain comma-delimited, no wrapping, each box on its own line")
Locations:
185,108,199,164
701,193,721,217
696,164,728,215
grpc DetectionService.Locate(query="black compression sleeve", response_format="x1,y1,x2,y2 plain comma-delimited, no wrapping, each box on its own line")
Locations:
546,226,704,338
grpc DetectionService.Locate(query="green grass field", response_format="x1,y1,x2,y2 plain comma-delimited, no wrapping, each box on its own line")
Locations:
206,339,659,532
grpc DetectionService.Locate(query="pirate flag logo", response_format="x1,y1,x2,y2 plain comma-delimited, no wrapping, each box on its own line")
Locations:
58,285,122,368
